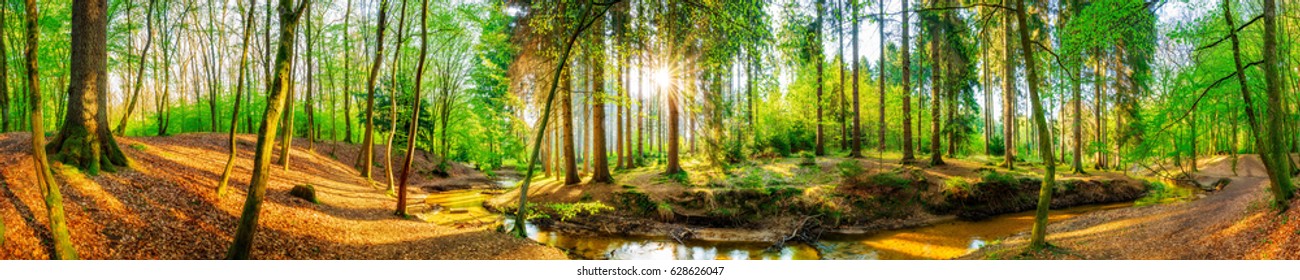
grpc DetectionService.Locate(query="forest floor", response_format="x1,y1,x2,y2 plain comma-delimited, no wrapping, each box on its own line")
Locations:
970,154,1300,259
0,132,566,260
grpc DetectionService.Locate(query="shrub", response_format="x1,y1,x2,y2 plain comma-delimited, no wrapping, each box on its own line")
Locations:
835,160,864,178
980,170,1018,186
1135,180,1194,206
655,202,675,221
546,202,613,222
944,177,975,198
797,151,816,166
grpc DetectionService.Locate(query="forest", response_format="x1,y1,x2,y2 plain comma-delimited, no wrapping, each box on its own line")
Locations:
0,0,1299,260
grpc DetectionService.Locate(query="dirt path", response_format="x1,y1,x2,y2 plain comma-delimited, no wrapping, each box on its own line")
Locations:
971,155,1300,259
0,132,565,259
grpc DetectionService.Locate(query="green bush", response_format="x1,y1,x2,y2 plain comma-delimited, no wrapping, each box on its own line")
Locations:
943,177,975,197
797,151,816,166
980,170,1018,186
835,160,864,178
546,202,613,222
1135,180,1194,206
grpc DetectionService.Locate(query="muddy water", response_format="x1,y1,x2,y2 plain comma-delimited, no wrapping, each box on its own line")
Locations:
423,178,1131,260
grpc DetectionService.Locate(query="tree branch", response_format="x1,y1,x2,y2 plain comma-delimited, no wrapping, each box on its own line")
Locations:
1154,60,1264,135
1195,14,1262,52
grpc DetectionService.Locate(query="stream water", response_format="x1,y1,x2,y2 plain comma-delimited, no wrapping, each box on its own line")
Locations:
422,178,1132,260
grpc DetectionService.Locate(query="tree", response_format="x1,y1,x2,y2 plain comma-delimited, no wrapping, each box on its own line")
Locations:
927,13,944,167
1001,7,1015,170
217,0,260,197
1260,0,1296,207
25,0,78,259
591,14,615,183
562,64,579,185
359,0,390,181
514,0,620,237
899,0,914,163
227,0,310,260
1016,0,1058,250
815,0,826,156
849,0,862,158
47,0,129,175
876,0,886,152
386,0,411,191
395,0,430,217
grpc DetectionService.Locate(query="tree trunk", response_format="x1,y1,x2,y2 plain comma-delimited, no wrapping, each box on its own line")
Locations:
562,64,579,184
1260,0,1297,206
217,0,259,197
1016,0,1057,250
849,0,862,158
592,23,615,182
928,27,944,166
814,0,825,156
876,0,886,152
111,0,154,135
24,0,78,259
342,0,354,144
226,0,309,260
1002,10,1015,170
359,0,389,181
900,0,913,163
47,0,128,176
386,0,409,192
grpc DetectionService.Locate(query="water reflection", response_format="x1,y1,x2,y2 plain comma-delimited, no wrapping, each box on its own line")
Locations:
502,217,820,260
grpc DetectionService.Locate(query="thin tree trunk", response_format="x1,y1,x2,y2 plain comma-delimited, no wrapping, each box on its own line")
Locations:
113,0,156,135
24,0,78,259
876,0,885,152
900,0,913,163
562,64,579,184
359,0,389,181
396,0,431,217
850,0,862,158
386,0,409,192
815,0,825,156
217,0,259,197
929,27,944,166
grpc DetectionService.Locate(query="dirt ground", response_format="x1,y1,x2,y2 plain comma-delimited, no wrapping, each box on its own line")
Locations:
0,132,565,260
970,155,1300,259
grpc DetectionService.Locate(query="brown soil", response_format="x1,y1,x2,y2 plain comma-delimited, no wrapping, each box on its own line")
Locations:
0,132,565,260
969,155,1300,259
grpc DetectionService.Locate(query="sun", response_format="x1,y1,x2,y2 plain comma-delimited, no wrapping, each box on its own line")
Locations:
652,67,672,89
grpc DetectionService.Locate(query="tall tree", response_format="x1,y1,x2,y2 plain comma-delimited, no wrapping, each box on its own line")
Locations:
395,0,431,217
359,0,390,181
217,0,260,197
562,64,579,184
899,0,914,163
928,13,944,166
25,0,79,259
0,3,9,133
1260,0,1296,207
47,0,129,175
850,0,862,158
591,14,615,183
876,0,886,152
1001,8,1015,170
385,0,410,191
1017,0,1058,250
514,0,619,237
226,0,310,260
815,0,826,156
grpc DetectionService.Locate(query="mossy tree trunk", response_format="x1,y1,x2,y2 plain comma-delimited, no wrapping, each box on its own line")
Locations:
226,0,310,260
1016,0,1057,250
47,0,128,176
25,0,78,259
1261,0,1296,207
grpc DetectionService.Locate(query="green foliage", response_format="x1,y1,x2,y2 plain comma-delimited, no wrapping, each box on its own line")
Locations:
1135,180,1195,207
980,170,1019,186
546,202,613,222
835,160,864,178
943,177,975,197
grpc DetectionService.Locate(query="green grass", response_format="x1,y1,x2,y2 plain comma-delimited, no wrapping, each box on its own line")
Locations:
1135,180,1195,207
